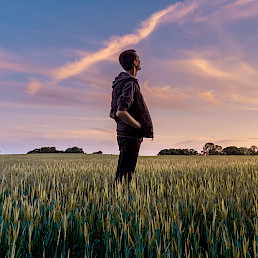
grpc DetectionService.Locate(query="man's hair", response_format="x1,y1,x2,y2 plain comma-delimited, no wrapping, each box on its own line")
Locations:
119,49,137,71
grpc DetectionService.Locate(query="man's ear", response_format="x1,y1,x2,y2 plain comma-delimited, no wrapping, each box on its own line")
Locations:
133,60,138,69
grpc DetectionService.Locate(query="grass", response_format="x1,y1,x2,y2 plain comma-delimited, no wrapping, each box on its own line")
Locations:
0,154,257,257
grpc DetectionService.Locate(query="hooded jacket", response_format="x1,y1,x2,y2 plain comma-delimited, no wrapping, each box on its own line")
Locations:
110,72,153,139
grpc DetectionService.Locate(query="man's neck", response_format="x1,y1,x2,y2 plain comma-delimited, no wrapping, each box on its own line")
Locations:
126,67,137,78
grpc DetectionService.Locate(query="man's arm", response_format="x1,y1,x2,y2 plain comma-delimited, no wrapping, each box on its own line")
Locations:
116,110,141,129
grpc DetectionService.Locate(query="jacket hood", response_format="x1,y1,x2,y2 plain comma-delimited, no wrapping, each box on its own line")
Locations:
112,72,137,88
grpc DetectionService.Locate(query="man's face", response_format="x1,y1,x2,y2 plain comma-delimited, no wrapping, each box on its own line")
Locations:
134,53,141,71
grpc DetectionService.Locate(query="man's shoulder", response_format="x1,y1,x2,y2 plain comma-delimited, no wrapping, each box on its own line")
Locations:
119,77,139,91
112,76,136,88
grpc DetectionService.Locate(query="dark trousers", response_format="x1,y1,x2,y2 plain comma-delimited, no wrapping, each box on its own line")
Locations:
114,136,142,186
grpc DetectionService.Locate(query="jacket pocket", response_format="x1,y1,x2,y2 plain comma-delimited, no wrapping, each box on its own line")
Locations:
137,107,153,138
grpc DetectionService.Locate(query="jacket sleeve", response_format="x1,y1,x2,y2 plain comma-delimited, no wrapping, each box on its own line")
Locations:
110,100,113,114
117,81,135,111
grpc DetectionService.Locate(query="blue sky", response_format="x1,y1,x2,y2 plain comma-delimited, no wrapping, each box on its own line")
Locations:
1,0,258,155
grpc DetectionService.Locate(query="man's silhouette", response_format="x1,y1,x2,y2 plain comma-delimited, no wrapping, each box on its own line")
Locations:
110,49,153,187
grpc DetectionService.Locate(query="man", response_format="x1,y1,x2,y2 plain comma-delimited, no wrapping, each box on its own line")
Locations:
110,49,153,187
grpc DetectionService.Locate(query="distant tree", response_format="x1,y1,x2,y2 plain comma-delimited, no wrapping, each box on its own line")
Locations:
158,148,198,155
222,146,242,155
203,143,222,155
158,149,176,155
239,147,250,155
27,147,59,154
249,145,258,155
189,149,198,155
203,143,214,155
65,147,84,153
92,151,102,154
158,149,171,155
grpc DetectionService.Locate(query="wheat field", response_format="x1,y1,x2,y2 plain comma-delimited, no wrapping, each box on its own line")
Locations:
0,154,257,257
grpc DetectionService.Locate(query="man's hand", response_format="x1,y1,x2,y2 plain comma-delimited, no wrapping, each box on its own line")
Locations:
110,112,115,119
116,110,142,129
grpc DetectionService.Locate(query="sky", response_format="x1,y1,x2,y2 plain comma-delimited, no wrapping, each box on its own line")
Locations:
1,0,258,155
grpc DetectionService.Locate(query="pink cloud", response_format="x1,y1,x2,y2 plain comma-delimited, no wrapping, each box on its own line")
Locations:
198,90,223,106
195,0,258,24
0,126,115,142
141,81,193,109
25,78,42,95
0,48,49,76
187,58,231,78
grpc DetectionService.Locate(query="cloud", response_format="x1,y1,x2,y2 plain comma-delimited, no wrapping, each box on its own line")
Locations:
163,46,258,108
141,81,194,109
232,0,255,6
168,51,257,80
230,93,258,108
0,126,115,142
199,90,222,106
216,137,258,147
23,82,110,108
196,0,258,24
174,138,211,150
54,1,199,80
72,73,111,88
25,78,42,95
141,81,227,110
0,48,49,76
174,136,258,150
222,0,258,20
0,61,31,74
188,58,231,78
1,74,111,108
68,129,114,138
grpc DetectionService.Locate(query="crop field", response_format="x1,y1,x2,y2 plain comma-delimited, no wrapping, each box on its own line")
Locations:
0,154,257,257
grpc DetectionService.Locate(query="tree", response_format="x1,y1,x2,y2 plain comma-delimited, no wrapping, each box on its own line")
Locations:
92,151,102,154
65,147,84,153
222,146,241,155
249,145,258,155
239,147,250,155
202,143,222,155
27,147,59,154
189,149,198,155
158,148,198,155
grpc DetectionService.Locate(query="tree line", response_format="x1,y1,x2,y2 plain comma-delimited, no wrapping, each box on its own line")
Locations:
158,143,258,155
27,143,258,156
27,147,102,154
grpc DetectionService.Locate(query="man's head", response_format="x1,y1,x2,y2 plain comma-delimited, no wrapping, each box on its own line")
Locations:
119,49,141,71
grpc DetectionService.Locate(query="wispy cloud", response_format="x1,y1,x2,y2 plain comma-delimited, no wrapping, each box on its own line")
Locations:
0,61,31,73
0,126,115,141
230,93,258,107
174,136,258,150
141,81,195,109
23,82,110,108
0,48,49,76
54,1,199,80
25,78,42,95
199,90,219,105
168,50,257,80
188,59,230,78
216,137,258,147
222,0,258,20
196,0,258,24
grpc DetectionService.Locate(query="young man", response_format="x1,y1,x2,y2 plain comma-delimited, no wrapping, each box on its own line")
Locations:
110,49,153,187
